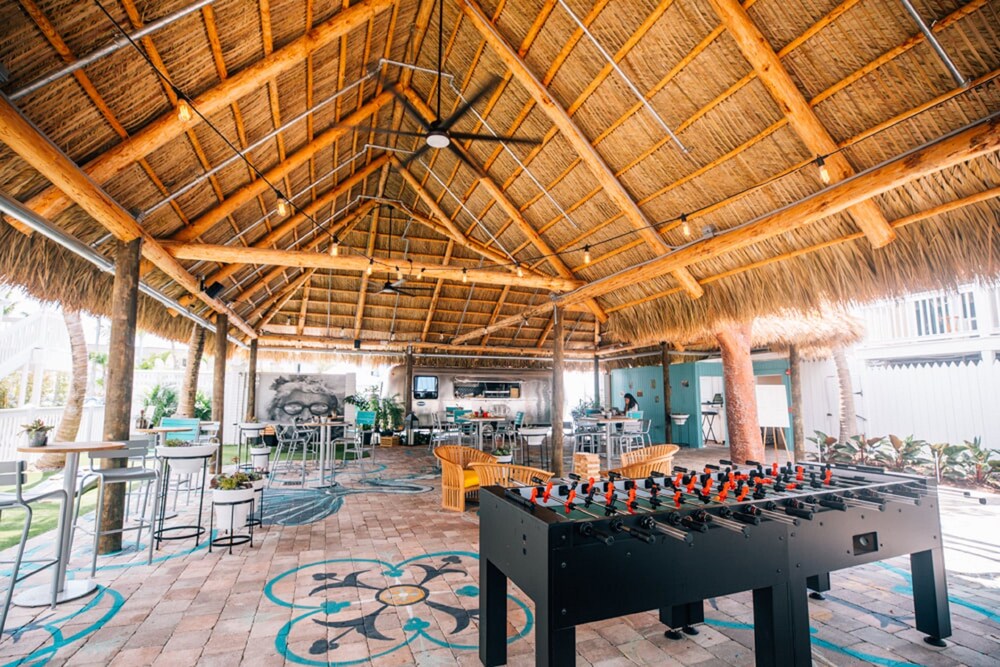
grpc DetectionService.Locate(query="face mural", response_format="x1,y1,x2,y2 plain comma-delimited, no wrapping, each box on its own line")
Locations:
258,373,354,423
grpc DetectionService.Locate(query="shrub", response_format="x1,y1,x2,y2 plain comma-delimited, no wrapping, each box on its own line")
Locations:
877,435,929,472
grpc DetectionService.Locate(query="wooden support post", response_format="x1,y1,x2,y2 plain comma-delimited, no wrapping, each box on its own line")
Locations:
212,314,228,473
551,306,564,477
715,323,763,464
789,345,805,462
404,346,414,416
246,338,258,420
98,237,141,554
177,324,205,417
661,342,672,443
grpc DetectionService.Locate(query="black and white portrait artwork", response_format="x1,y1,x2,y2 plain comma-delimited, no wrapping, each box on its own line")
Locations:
257,373,356,424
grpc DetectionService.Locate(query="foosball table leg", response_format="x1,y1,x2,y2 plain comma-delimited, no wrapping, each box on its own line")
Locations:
752,578,812,667
911,547,952,647
535,605,576,666
661,601,704,640
807,572,831,600
479,558,508,666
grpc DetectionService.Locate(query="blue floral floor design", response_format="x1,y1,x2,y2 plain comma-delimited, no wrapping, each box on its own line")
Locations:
264,551,532,666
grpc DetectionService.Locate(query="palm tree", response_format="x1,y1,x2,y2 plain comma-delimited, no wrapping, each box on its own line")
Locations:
177,324,204,417
37,308,87,470
832,345,857,444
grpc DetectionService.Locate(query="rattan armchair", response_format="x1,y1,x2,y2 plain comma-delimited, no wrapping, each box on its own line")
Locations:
469,463,554,488
433,445,497,511
619,444,680,469
610,455,676,479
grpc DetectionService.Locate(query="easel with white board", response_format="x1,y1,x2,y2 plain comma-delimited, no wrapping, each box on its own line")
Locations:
755,384,790,457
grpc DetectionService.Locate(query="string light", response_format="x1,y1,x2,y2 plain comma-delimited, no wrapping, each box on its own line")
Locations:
276,197,288,217
330,236,339,256
366,259,373,276
583,245,591,264
680,213,691,238
816,156,831,185
176,99,192,122
462,268,468,283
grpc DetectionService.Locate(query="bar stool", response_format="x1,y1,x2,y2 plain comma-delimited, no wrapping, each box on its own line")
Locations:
74,440,159,576
0,461,66,635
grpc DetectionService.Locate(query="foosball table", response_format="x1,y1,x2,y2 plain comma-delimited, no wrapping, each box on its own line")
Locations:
478,460,952,666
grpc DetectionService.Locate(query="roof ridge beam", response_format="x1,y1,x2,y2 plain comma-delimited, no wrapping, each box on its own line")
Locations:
707,0,895,248
20,0,395,226
0,94,256,339
456,0,704,300
452,115,1000,343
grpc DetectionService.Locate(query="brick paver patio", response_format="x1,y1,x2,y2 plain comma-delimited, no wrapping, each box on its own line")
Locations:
1,445,998,666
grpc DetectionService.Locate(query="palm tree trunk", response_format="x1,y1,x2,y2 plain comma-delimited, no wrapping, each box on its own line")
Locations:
37,308,87,469
789,345,806,461
715,323,763,464
833,345,857,443
177,324,205,417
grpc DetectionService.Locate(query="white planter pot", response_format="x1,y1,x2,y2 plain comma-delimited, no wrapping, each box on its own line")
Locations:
249,447,271,471
670,414,690,426
212,487,255,531
251,477,266,491
157,443,218,475
494,455,513,464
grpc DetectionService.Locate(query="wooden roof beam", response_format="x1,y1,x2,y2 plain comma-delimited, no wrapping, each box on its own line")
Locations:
253,269,316,330
258,334,599,358
20,0,394,225
163,242,583,292
453,116,1000,343
457,0,704,300
354,204,381,338
708,0,895,248
168,92,392,243
0,94,256,339
296,282,310,335
398,86,608,323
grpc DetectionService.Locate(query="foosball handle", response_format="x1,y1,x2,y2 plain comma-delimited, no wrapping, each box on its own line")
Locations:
504,489,536,511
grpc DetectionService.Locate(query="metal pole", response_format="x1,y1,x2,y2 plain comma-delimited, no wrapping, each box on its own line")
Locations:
898,0,968,88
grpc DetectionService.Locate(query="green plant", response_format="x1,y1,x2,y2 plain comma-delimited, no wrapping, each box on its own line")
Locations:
142,383,178,426
571,397,601,418
959,437,997,486
832,435,884,466
194,391,212,421
927,442,965,482
493,446,511,457
877,434,929,471
211,471,254,491
136,351,171,370
20,419,54,435
163,438,189,447
345,386,403,432
806,430,838,463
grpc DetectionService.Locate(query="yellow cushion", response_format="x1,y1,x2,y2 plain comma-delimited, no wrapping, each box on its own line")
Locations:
463,470,480,488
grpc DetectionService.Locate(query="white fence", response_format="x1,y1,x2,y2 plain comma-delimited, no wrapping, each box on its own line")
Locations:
0,405,106,461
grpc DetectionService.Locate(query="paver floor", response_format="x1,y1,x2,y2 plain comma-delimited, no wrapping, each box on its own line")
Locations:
1,444,998,666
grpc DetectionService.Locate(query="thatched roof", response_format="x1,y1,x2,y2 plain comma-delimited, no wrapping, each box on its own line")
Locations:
1,0,997,363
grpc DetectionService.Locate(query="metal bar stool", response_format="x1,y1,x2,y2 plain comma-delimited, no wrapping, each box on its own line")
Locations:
0,461,67,635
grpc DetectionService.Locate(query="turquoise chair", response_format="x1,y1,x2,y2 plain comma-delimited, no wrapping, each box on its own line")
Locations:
626,410,644,419
158,417,200,442
342,411,377,474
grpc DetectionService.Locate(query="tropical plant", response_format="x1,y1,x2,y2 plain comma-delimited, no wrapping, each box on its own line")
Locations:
345,386,403,432
194,391,212,421
210,471,255,491
136,351,171,370
20,419,54,435
493,446,511,457
927,442,966,483
877,434,929,472
832,435,884,466
959,437,997,486
142,383,178,426
806,430,838,463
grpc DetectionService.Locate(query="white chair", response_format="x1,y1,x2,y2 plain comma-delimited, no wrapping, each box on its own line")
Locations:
1,461,67,635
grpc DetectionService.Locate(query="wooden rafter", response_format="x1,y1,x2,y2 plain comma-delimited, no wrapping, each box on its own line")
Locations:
452,117,1000,343
354,203,380,338
258,334,600,357
296,282,310,335
0,95,256,338
707,0,895,248
20,0,395,225
456,0,704,300
162,242,582,291
480,284,510,346
255,270,316,330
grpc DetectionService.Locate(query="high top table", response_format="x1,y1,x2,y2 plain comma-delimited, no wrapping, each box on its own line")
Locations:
301,420,345,487
15,441,125,606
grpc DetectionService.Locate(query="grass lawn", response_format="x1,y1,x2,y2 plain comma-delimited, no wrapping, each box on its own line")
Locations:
0,443,367,552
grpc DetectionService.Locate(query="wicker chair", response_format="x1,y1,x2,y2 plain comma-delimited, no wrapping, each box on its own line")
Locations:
611,455,676,479
469,463,554,488
619,444,680,469
433,445,496,511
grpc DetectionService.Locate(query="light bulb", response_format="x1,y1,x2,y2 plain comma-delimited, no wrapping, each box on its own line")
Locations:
516,263,523,278
366,260,373,276
396,266,403,281
462,269,468,284
418,269,424,281
176,100,192,122
681,214,691,238
276,199,288,217
330,238,339,256
584,246,591,265
816,156,831,185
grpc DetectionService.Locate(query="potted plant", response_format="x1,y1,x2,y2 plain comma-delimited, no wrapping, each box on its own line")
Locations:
21,419,54,447
210,471,256,532
669,413,690,426
156,438,219,474
249,444,270,472
493,446,513,464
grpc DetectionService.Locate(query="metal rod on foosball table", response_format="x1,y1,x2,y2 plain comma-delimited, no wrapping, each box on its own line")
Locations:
567,473,698,542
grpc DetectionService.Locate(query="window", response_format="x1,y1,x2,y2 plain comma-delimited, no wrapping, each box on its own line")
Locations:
414,375,439,400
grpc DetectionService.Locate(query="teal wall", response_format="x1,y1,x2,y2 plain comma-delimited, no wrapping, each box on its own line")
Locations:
610,357,793,451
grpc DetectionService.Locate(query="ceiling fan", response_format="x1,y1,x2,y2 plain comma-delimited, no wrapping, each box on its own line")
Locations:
355,0,542,168
370,207,434,298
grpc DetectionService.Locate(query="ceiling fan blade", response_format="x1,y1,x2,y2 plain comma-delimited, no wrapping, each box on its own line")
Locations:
448,131,542,145
399,142,432,170
439,75,500,132
389,85,432,130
